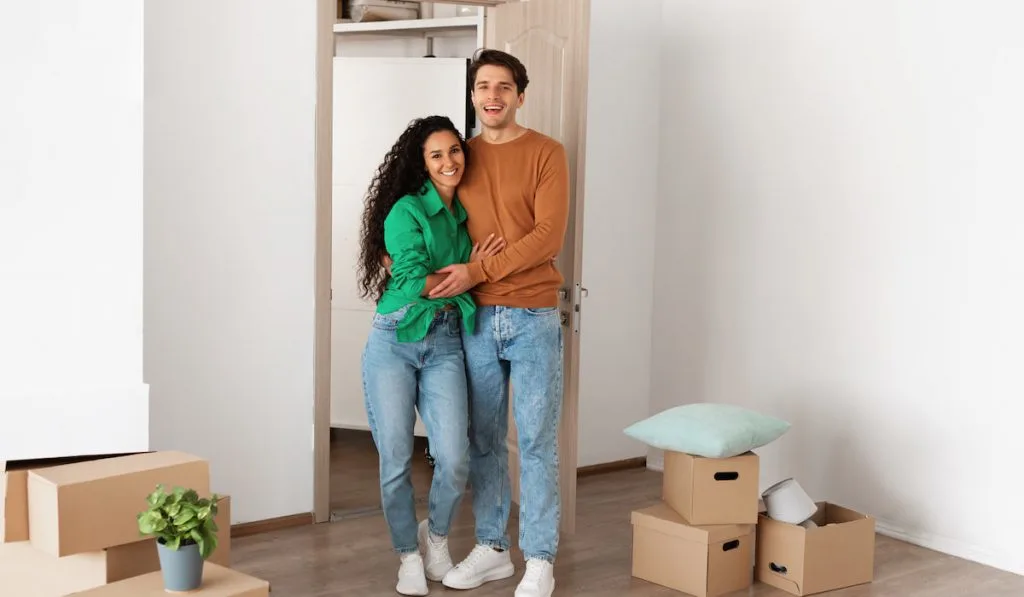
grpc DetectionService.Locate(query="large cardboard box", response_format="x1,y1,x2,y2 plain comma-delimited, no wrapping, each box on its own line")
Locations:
3,455,139,544
0,496,230,595
631,503,754,597
28,451,210,557
755,502,875,596
66,563,269,596
1,464,30,543
0,540,158,596
663,450,760,525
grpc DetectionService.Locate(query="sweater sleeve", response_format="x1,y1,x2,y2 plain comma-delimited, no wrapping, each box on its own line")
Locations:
383,202,430,297
466,142,569,285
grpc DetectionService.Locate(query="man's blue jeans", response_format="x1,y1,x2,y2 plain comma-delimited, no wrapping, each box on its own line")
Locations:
463,305,564,563
361,306,470,554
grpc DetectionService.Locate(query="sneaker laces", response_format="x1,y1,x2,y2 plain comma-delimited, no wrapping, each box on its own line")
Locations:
458,544,493,570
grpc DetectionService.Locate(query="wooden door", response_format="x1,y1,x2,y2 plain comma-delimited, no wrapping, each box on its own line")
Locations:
485,0,591,535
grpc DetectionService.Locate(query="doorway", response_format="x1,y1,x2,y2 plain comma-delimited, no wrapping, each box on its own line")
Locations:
312,0,591,535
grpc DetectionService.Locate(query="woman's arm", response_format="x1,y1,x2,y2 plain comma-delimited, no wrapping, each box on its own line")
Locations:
383,203,435,297
420,273,447,296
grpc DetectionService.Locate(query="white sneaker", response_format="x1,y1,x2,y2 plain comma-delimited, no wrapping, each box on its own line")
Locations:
441,544,515,590
396,552,429,596
417,520,453,582
514,559,555,597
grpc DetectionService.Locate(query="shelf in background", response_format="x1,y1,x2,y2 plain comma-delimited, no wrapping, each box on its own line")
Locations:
333,16,478,36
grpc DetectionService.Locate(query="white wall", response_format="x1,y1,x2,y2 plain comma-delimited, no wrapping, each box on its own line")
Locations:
0,1,149,461
576,0,661,467
653,0,1024,576
144,0,319,524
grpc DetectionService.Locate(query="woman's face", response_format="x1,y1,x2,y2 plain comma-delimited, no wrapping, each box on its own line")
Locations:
422,130,465,194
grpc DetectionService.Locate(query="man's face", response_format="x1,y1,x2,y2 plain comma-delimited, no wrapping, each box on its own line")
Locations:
471,64,524,130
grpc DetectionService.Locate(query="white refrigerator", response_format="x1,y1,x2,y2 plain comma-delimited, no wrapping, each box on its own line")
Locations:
330,57,471,436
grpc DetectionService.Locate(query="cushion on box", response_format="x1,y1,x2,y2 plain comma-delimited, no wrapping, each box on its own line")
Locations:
623,403,790,458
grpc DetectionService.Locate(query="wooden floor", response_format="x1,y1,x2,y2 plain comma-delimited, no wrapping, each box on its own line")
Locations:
234,467,1024,596
330,429,433,515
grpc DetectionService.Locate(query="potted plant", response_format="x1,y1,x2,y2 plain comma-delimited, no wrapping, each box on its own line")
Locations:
137,484,221,592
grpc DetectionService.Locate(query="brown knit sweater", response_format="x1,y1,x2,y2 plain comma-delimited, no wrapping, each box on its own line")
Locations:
461,129,570,308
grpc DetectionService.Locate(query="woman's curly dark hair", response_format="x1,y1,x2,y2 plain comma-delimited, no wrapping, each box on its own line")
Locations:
357,115,470,302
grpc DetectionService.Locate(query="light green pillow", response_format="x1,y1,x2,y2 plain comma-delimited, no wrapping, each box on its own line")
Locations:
624,403,790,458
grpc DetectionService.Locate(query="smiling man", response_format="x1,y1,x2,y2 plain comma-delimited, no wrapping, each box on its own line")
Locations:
425,49,569,597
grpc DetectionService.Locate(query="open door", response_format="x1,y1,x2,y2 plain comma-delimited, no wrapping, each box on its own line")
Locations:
485,0,591,535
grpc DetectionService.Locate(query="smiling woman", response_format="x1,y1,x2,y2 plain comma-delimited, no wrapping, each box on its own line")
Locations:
354,114,503,596
422,129,466,207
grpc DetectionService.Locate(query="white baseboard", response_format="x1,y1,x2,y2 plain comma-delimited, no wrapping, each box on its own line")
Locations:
0,383,150,461
874,519,1024,577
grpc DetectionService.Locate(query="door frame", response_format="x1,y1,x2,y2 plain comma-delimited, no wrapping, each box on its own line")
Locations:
311,0,588,532
312,0,335,524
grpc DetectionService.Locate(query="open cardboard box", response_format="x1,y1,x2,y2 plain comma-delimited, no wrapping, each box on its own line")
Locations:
755,502,875,596
631,502,755,597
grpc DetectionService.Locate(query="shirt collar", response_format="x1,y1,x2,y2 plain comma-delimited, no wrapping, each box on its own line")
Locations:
417,180,467,224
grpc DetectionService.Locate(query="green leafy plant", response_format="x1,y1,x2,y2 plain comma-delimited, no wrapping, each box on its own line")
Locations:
137,484,221,559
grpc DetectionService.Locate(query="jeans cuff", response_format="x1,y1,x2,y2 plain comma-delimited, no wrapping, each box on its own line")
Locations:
428,523,448,539
479,539,510,551
524,553,555,564
396,546,419,555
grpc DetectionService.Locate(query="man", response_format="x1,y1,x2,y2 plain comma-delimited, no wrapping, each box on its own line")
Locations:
427,49,569,597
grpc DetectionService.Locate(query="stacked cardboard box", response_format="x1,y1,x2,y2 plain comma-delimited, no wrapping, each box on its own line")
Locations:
630,449,877,597
631,451,760,597
0,451,264,596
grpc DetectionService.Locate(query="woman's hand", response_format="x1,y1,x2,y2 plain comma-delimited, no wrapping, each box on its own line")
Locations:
469,233,506,263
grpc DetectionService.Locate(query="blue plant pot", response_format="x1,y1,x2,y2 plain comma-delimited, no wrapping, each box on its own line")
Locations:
156,540,205,592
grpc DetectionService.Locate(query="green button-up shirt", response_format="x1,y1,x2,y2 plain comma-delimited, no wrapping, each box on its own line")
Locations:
378,181,476,342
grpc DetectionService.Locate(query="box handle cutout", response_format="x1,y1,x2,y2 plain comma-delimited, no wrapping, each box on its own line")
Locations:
713,471,739,481
722,539,740,551
769,562,788,575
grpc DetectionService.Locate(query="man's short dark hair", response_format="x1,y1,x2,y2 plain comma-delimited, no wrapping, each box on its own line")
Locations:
468,49,529,93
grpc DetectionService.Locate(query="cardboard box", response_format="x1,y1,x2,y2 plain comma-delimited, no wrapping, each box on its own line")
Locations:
212,494,232,567
28,451,210,557
631,503,754,597
66,563,269,596
0,495,230,595
663,450,760,525
3,454,139,543
755,502,875,596
0,540,158,596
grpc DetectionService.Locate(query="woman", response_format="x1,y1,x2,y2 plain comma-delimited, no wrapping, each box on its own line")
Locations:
356,115,504,596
